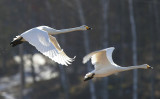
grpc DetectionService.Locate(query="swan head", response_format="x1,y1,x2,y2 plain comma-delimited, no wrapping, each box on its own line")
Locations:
146,64,153,69
140,64,153,69
136,64,153,69
80,25,92,30
84,72,95,81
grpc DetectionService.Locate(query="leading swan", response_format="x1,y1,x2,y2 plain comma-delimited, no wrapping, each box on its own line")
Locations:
10,25,91,66
83,47,153,81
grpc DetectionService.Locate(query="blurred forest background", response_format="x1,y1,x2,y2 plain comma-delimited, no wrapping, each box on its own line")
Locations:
0,0,160,99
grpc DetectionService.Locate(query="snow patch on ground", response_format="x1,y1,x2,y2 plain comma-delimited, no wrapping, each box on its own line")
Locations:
0,53,59,99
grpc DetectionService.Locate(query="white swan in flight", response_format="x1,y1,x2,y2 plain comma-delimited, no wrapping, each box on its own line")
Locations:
10,25,91,66
83,47,153,81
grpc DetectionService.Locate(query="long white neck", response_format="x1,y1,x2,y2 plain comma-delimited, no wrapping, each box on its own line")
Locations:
118,64,147,72
50,27,83,35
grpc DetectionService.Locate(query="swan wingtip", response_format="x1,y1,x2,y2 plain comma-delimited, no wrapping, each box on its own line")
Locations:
73,56,76,59
82,59,87,64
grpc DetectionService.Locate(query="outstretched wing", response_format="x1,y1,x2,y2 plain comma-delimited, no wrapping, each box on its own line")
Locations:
21,28,75,66
83,50,100,64
105,47,118,66
83,47,118,70
49,35,75,66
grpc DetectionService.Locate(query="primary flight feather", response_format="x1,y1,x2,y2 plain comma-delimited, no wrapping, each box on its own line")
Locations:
10,25,91,66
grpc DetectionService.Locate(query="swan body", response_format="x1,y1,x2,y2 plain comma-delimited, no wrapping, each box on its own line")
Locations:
83,47,152,81
10,25,91,66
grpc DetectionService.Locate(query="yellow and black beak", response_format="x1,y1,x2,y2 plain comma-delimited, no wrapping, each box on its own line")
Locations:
85,26,92,30
147,65,153,69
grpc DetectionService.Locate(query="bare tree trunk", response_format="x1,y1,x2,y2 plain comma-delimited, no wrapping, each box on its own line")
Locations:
59,65,69,99
31,56,36,83
119,0,126,96
75,0,96,99
150,66,155,99
120,0,125,70
149,3,155,99
45,1,69,99
100,0,110,99
153,0,160,36
150,0,160,98
19,45,25,99
58,1,70,99
101,0,109,47
128,0,138,99
26,3,37,85
59,0,70,99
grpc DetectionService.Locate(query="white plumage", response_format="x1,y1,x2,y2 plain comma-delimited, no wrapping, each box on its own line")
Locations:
21,28,74,66
83,47,152,81
11,25,91,66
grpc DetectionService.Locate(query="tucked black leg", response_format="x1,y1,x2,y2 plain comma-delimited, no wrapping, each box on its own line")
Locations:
10,37,24,47
84,73,95,81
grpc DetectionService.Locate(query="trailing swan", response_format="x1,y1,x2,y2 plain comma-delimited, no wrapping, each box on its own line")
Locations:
10,25,91,66
83,47,153,81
